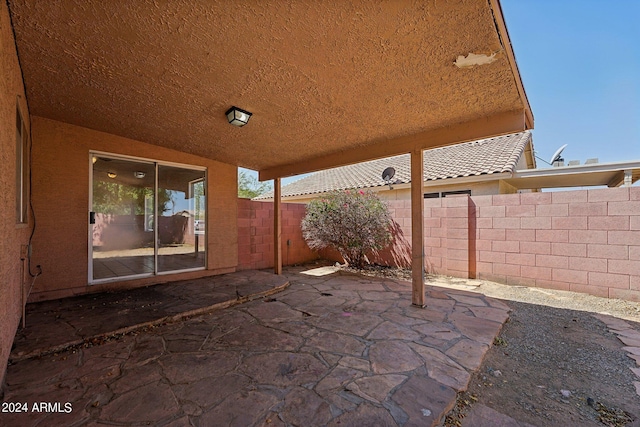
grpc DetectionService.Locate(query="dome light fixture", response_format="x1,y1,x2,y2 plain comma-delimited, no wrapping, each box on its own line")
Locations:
225,106,252,127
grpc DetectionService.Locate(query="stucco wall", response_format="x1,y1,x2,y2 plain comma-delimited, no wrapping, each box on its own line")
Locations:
29,117,238,301
1,0,32,390
380,181,501,201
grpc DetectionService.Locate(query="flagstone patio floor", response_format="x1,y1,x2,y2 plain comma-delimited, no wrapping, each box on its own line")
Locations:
3,265,511,426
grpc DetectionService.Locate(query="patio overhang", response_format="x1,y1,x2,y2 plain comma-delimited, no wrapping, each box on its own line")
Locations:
8,0,532,180
259,108,526,180
7,0,533,304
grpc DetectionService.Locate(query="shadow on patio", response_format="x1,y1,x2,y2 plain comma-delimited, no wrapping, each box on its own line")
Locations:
3,264,510,426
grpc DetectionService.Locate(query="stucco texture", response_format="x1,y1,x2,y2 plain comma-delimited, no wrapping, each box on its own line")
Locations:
8,0,529,177
29,117,238,302
0,0,31,390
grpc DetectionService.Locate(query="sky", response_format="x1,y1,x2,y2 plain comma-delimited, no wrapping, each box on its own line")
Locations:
243,0,640,188
501,0,640,165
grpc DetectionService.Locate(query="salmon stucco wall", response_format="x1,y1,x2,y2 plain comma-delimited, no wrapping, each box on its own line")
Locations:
29,117,238,302
1,1,32,390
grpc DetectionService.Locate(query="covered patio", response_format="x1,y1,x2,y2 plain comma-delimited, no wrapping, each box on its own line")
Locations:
1,0,532,401
4,266,509,426
6,0,532,303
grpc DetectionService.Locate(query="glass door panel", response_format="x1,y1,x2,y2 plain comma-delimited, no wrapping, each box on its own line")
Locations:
157,165,206,273
91,157,156,280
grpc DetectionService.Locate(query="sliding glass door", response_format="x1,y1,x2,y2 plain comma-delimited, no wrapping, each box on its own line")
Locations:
157,165,206,273
90,154,206,283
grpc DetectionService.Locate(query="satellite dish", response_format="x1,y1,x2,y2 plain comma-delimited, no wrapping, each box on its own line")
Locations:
549,144,568,165
382,167,396,182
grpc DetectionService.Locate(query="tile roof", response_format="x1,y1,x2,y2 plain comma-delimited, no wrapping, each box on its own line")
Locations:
255,131,532,199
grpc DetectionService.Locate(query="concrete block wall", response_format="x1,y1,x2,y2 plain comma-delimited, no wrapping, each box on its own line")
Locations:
384,187,640,301
238,187,639,302
377,187,640,301
384,197,472,278
372,200,412,268
471,187,640,300
237,199,317,270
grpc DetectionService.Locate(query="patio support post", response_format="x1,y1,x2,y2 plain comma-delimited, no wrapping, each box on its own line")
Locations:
274,177,282,275
410,149,425,307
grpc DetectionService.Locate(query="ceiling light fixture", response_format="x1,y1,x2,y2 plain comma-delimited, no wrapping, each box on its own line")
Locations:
134,171,146,179
107,172,117,179
225,106,252,127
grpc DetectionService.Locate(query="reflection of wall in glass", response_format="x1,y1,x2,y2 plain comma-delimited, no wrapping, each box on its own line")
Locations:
157,165,206,273
91,155,206,281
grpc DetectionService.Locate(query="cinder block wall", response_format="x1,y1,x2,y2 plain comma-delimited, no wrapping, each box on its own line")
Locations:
472,188,640,300
250,188,639,301
237,199,318,270
385,187,640,301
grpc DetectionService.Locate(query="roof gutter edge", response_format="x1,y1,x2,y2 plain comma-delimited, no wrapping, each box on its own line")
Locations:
488,0,534,129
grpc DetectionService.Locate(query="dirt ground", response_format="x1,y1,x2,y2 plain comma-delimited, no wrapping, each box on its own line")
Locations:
345,265,640,427
443,301,639,427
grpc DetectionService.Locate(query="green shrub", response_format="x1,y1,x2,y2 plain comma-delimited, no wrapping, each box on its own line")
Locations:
301,190,393,268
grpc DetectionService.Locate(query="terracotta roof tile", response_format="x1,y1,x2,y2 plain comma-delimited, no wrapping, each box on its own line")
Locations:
256,131,532,199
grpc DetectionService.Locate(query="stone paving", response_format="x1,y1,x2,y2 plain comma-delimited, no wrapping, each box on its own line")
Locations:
593,313,640,400
11,270,289,362
2,265,510,426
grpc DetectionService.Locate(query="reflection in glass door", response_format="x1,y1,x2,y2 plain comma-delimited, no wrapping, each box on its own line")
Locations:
91,156,156,280
90,154,206,282
157,165,206,273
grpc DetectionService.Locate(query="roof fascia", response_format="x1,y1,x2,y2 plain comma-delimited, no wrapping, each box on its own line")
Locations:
488,0,534,129
523,139,536,169
506,161,640,189
607,171,627,188
513,160,640,179
259,109,526,181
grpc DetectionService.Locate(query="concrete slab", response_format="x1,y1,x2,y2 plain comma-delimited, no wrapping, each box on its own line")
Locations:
11,270,289,361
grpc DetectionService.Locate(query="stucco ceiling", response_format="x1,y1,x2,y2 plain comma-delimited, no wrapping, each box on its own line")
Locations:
8,0,532,179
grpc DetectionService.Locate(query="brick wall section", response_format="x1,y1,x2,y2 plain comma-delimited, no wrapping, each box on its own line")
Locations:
469,187,640,300
241,187,640,302
237,199,318,270
383,187,640,301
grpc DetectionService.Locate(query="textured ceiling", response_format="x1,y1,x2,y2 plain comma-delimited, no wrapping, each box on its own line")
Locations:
8,0,532,178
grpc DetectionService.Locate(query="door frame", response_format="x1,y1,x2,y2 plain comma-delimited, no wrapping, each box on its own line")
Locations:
88,151,207,284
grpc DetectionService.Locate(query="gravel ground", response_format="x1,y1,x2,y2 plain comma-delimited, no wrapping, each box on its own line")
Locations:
343,265,640,426
428,276,640,427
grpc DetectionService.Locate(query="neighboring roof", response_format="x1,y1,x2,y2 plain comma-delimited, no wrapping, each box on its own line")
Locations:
504,160,640,189
8,0,532,179
256,131,532,199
